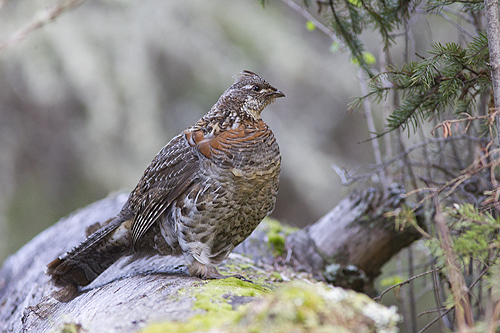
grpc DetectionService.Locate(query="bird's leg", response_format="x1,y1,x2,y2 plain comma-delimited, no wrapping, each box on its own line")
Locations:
189,261,252,283
226,274,254,284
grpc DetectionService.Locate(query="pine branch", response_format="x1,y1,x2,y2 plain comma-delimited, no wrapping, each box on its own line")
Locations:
352,38,491,135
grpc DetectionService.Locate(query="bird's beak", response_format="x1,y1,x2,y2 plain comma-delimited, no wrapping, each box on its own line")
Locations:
270,90,285,98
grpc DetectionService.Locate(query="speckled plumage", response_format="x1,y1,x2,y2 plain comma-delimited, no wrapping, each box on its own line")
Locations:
47,71,283,286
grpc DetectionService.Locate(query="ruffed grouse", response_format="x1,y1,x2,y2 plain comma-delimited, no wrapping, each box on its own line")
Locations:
47,70,283,287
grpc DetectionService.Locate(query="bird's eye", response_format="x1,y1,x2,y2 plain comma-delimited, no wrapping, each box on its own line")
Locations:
252,85,261,92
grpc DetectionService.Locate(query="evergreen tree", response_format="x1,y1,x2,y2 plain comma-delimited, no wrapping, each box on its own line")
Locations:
271,1,500,331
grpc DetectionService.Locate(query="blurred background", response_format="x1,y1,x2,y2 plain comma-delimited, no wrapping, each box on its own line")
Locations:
0,1,474,331
0,0,377,263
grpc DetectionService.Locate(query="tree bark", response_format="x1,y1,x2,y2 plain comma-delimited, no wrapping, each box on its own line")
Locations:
0,185,420,332
485,0,500,144
288,183,423,294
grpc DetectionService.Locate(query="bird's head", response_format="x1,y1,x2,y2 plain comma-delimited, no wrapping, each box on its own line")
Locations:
221,70,285,120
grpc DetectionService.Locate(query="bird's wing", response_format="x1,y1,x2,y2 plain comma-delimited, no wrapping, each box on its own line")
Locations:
130,120,273,246
130,133,199,246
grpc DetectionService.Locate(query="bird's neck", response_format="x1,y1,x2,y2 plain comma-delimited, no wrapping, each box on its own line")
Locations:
190,104,258,136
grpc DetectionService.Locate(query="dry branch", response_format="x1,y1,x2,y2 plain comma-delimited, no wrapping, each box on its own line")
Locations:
0,0,85,52
301,184,424,290
434,201,474,332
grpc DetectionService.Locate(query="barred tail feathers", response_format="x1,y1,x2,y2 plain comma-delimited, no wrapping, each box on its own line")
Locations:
47,217,133,287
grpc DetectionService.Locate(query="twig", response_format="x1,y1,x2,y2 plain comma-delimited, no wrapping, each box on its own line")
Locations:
408,147,500,210
358,69,387,186
374,265,444,302
442,6,475,25
407,246,418,333
438,11,474,40
331,164,360,186
379,46,393,180
431,266,446,332
434,200,474,332
431,111,500,137
418,307,448,318
396,253,413,333
0,0,86,52
0,0,10,12
419,254,498,333
401,22,421,209
334,135,486,186
279,0,344,46
418,307,455,333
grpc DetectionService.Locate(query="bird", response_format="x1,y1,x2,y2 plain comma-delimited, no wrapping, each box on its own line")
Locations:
47,70,284,288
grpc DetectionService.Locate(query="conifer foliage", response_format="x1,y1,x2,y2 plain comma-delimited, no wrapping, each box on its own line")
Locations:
271,1,500,332
353,32,491,134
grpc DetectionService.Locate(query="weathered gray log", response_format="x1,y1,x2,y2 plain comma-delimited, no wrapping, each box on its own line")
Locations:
0,185,419,332
287,184,423,293
311,184,421,275
0,193,200,333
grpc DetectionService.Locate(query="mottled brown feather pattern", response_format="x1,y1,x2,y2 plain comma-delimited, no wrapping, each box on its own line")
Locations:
47,70,283,287
130,134,199,246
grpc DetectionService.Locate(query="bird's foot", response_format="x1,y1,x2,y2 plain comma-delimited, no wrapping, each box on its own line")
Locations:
189,262,253,283
226,274,254,283
205,272,253,284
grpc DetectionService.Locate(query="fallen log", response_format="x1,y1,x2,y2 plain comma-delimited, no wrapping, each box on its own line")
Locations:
0,184,421,332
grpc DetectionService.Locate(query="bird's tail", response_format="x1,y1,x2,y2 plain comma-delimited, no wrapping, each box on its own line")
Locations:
47,217,134,287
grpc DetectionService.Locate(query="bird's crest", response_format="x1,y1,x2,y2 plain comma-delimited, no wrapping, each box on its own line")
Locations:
233,70,262,85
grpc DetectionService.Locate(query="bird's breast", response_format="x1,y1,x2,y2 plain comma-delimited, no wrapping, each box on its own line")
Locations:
184,120,280,172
